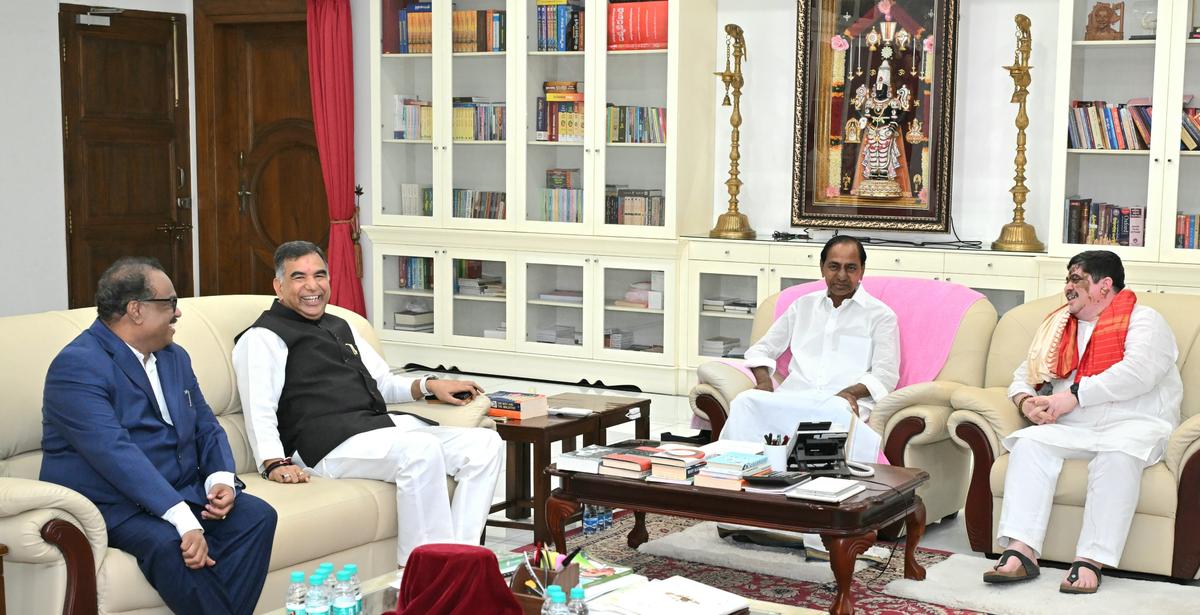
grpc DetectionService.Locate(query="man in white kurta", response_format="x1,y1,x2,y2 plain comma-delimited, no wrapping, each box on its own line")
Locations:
987,251,1181,593
233,242,503,567
720,238,900,463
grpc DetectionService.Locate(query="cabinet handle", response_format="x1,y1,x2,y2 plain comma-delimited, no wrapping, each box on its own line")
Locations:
724,250,730,256
945,277,952,282
1168,158,1175,163
758,267,764,272
594,258,600,263
986,263,993,268
1154,157,1160,162
894,258,901,264
770,268,776,272
585,258,591,263
934,277,940,281
807,254,813,259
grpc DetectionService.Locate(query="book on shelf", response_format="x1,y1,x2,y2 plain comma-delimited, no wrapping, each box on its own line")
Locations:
700,336,741,356
393,310,433,327
392,95,432,140
546,167,582,189
1063,197,1145,246
536,1,584,52
606,0,668,51
451,9,506,53
486,391,549,420
1178,213,1200,249
396,256,434,290
786,476,866,503
396,1,433,54
452,100,506,141
604,187,664,226
451,189,506,219
535,324,581,345
396,183,433,216
538,289,584,303
540,187,583,222
557,444,624,473
535,82,584,142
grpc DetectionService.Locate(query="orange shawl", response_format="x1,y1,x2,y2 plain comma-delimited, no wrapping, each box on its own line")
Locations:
1053,289,1137,382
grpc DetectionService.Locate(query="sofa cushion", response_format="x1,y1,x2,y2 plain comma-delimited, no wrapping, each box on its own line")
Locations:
96,548,165,614
990,453,1177,518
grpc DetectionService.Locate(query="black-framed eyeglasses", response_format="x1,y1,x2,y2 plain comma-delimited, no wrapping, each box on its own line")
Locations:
1064,274,1088,286
140,296,178,310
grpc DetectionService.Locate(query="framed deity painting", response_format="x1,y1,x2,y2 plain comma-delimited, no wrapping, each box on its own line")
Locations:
791,0,959,231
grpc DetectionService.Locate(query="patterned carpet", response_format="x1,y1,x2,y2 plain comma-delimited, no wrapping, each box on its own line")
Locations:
524,512,985,615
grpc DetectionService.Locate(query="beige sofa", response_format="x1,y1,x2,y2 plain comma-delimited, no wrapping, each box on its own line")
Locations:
688,283,997,526
0,295,493,614
948,293,1200,579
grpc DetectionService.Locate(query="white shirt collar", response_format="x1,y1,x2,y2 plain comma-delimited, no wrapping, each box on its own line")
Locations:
823,284,874,309
124,343,155,367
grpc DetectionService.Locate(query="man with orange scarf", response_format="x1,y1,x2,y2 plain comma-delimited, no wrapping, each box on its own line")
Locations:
982,251,1181,594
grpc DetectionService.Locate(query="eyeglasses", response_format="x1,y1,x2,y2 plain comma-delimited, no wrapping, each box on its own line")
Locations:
140,296,178,310
1064,274,1088,285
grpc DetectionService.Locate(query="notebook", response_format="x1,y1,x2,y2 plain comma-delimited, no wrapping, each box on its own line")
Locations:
785,476,865,503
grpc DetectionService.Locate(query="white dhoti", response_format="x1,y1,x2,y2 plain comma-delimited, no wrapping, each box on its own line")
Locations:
721,388,881,464
997,438,1151,567
298,414,504,566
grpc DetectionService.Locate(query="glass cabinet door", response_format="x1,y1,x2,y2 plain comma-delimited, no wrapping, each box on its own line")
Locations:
379,0,437,224
594,258,674,365
517,254,593,358
1161,0,1200,263
445,250,514,350
378,248,439,342
688,262,767,366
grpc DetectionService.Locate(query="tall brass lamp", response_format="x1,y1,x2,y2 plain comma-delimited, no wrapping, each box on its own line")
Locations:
992,14,1045,252
710,24,756,239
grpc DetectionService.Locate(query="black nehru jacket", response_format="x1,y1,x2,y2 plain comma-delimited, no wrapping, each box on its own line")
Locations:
239,300,436,466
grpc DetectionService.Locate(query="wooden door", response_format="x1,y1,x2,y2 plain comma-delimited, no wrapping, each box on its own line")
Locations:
59,5,192,307
195,0,328,296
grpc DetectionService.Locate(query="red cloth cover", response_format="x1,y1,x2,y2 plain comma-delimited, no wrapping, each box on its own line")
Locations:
307,0,367,316
386,544,522,615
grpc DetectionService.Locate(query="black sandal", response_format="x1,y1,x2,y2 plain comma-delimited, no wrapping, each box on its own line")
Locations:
983,549,1040,583
1060,560,1103,594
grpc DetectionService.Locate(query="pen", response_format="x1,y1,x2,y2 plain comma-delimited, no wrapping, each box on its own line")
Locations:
560,546,583,571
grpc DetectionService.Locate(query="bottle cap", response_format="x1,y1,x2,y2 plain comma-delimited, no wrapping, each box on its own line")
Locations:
570,587,585,599
551,591,567,603
336,570,352,582
344,563,358,573
546,584,562,594
319,562,334,571
309,574,325,586
290,571,305,583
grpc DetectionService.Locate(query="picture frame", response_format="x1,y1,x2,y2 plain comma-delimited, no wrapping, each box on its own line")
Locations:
791,0,960,231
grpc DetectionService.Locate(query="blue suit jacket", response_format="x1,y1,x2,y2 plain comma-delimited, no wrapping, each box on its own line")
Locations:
40,320,236,530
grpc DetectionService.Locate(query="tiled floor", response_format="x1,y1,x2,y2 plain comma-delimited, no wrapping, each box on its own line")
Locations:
411,370,974,558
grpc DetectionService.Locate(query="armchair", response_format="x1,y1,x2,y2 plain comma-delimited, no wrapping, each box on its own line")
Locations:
689,277,997,524
948,293,1200,579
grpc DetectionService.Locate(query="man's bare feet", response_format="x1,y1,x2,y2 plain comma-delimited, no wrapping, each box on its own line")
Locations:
993,540,1037,575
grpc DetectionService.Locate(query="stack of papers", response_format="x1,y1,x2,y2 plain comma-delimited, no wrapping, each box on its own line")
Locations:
785,476,865,503
587,575,749,615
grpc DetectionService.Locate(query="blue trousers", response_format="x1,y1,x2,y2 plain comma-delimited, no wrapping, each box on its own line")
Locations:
107,493,277,615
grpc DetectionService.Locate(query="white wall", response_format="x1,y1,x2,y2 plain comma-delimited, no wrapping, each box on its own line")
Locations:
0,0,197,318
712,0,1059,244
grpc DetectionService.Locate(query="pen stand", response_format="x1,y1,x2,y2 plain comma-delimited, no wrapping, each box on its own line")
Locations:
510,563,580,615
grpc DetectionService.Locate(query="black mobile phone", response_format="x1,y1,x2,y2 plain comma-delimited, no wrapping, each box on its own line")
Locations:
425,391,474,401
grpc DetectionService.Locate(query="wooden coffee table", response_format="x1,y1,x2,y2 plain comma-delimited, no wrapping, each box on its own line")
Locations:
488,393,650,543
545,465,929,615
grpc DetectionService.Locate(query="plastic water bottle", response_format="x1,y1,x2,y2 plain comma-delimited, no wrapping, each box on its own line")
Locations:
343,564,362,614
331,570,356,615
548,590,571,615
567,586,588,614
600,506,613,531
542,585,563,614
305,574,330,615
320,564,337,594
582,504,598,535
285,571,307,615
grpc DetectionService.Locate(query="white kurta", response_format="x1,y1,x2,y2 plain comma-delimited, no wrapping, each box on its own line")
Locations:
720,287,900,463
997,304,1183,566
233,326,503,565
1003,305,1181,462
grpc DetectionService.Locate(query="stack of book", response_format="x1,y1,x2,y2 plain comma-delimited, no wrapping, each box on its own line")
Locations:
535,0,584,51
392,95,432,140
393,309,433,332
1177,213,1200,249
1064,197,1145,246
701,297,731,312
452,98,505,141
603,328,633,349
396,183,433,216
557,444,623,473
604,187,664,226
396,256,434,290
535,81,583,143
486,391,549,420
723,299,756,315
456,275,504,296
1066,99,1150,150
700,336,741,357
395,1,432,54
483,323,507,339
541,167,583,223
606,104,667,144
451,9,506,52
647,446,706,484
451,188,505,219
536,325,580,345
538,289,584,303
606,0,667,51
693,451,769,491
598,445,661,479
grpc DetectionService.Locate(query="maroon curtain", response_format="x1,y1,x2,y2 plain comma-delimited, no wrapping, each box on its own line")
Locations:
308,0,366,316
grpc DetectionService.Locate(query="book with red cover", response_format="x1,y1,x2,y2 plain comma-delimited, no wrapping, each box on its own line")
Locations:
600,446,663,471
607,1,667,50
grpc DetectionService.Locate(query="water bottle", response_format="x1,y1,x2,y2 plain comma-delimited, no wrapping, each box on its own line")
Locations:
305,574,329,615
343,564,362,614
548,590,571,615
285,571,307,615
567,586,588,615
582,504,598,535
542,585,563,614
321,564,337,594
600,506,613,531
331,570,356,615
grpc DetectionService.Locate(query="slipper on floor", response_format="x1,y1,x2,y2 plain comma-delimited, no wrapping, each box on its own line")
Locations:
1059,560,1103,594
983,549,1040,584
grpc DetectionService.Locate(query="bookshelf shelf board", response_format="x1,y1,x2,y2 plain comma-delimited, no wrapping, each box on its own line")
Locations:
604,304,664,314
452,139,507,145
606,142,666,148
1066,148,1150,155
528,140,584,147
383,139,434,145
699,311,755,320
1071,39,1156,47
383,289,435,297
528,51,585,57
606,48,668,56
1181,150,1200,156
452,294,506,302
382,52,433,58
527,300,584,309
1188,39,1200,45
452,51,506,57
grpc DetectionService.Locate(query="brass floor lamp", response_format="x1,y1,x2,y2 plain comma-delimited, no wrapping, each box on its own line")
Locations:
992,14,1045,252
710,24,756,240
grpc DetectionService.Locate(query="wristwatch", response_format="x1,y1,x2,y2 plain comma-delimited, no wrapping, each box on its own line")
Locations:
419,375,439,396
1069,382,1080,401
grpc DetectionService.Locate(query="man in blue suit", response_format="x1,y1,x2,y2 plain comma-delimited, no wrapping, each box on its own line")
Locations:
41,257,277,614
